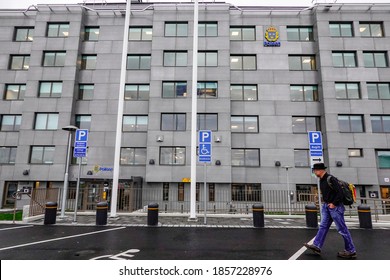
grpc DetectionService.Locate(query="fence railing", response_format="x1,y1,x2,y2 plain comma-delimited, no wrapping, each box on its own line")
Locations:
28,187,390,219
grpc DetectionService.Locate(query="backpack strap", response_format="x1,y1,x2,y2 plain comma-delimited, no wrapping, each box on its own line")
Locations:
326,175,334,190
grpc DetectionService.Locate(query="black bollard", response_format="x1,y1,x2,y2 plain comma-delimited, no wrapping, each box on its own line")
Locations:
305,204,318,228
96,201,108,226
44,202,57,225
147,203,159,226
358,205,372,229
252,204,264,228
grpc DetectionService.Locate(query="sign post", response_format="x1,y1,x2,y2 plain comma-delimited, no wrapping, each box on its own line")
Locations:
73,129,88,223
199,130,212,224
308,131,323,215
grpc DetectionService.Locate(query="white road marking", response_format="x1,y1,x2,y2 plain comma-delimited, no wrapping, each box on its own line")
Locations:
90,249,140,260
0,226,126,252
0,225,34,231
288,237,316,260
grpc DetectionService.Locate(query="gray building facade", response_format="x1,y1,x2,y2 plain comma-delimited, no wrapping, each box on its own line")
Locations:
0,1,389,211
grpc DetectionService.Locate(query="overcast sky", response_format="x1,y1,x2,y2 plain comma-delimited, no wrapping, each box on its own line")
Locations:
1,0,390,10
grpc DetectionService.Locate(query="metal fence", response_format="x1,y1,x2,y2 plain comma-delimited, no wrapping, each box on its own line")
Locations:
28,187,390,218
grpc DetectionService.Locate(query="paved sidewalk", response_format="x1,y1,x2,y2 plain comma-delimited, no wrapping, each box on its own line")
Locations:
18,212,390,229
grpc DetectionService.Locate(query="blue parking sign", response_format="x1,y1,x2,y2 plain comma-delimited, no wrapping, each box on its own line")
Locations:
199,130,212,163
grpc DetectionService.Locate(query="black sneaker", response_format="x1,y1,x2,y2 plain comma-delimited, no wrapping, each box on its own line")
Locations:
303,243,321,255
337,250,357,259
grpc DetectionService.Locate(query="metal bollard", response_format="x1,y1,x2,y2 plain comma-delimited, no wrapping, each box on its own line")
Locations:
305,204,318,228
96,201,108,226
147,203,159,226
44,202,57,225
252,204,264,228
358,205,372,229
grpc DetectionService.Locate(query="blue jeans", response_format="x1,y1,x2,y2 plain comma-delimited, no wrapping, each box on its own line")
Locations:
313,203,356,253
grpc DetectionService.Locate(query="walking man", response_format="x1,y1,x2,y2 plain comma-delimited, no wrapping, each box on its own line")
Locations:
304,163,357,259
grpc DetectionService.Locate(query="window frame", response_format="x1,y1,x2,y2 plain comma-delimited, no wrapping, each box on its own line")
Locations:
230,26,256,41
363,51,388,68
30,146,55,164
230,55,257,70
84,26,100,41
335,82,361,99
159,146,186,166
367,83,390,100
0,115,21,131
338,115,365,133
78,84,94,100
371,115,390,133
231,116,259,133
9,55,30,70
161,113,186,131
42,51,66,67
286,26,314,41
34,113,59,130
14,27,34,42
81,55,97,70
126,55,151,70
197,113,218,131
47,22,70,37
0,147,17,164
164,22,188,37
75,115,92,130
120,147,147,165
122,115,148,132
38,81,63,98
199,22,218,37
288,55,316,70
292,116,321,133
197,81,218,98
329,22,353,37
332,51,357,68
4,84,26,100
129,26,153,41
124,84,150,100
230,84,258,101
231,148,260,167
359,22,384,37
290,85,318,102
162,81,187,98
163,51,188,67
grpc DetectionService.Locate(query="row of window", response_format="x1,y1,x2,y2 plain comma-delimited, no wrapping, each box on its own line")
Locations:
1,113,389,133
1,146,389,168
4,81,390,101
8,51,389,71
12,21,385,42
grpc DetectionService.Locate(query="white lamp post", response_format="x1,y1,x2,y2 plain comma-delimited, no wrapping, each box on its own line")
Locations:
283,166,293,215
60,125,78,218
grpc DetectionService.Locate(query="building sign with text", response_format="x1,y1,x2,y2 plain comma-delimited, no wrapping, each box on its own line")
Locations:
264,26,281,47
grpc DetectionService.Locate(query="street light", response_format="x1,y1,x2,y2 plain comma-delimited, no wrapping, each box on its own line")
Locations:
283,166,293,215
60,125,78,218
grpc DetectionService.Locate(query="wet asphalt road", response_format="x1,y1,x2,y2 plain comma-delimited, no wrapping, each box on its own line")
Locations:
0,224,389,260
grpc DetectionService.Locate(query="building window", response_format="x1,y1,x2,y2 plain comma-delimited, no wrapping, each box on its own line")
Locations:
338,115,364,133
197,114,218,131
367,83,390,100
199,22,218,37
197,82,217,98
120,147,147,165
294,149,310,167
43,51,66,67
35,113,59,130
162,82,187,98
1,115,21,131
230,55,256,70
329,22,353,37
288,55,316,70
287,26,313,41
9,55,30,70
371,115,390,133
231,184,261,201
163,183,169,201
125,84,149,100
290,85,318,102
129,26,153,40
198,51,218,67
127,55,151,70
363,52,388,68
209,183,215,202
359,22,383,37
75,115,91,130
30,146,55,164
230,26,255,40
178,183,184,201
335,83,360,99
332,52,357,67
164,51,187,67
81,55,97,70
231,85,258,101
348,148,363,157
231,116,258,133
160,147,186,165
47,22,69,37
123,115,148,132
161,113,186,131
14,27,34,41
78,84,94,100
4,84,25,100
377,150,390,169
165,22,188,37
84,26,99,41
0,147,16,164
39,82,62,98
292,116,320,133
231,148,260,166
